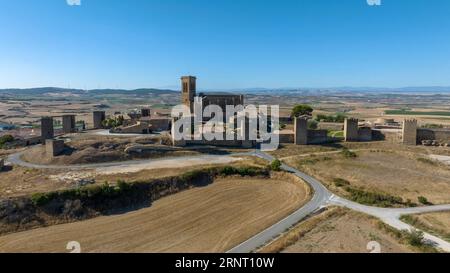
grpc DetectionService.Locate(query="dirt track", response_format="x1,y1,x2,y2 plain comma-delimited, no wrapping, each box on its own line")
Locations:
0,176,310,253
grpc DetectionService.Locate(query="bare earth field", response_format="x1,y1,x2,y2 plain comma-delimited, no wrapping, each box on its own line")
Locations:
403,212,450,242
0,175,310,253
284,149,450,205
260,207,413,253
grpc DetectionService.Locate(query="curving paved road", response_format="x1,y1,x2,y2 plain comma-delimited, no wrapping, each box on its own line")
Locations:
329,195,450,252
6,148,450,252
228,150,333,253
228,150,450,253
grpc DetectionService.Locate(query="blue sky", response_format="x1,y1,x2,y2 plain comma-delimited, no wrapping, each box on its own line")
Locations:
1,0,450,90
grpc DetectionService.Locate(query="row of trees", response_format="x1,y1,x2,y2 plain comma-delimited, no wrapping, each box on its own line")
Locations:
291,104,346,124
315,113,347,123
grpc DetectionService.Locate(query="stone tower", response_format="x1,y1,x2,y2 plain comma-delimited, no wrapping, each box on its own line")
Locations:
294,117,308,145
141,108,151,118
402,119,417,145
62,115,76,134
41,117,54,140
93,111,106,129
46,139,65,157
181,76,196,111
344,118,359,142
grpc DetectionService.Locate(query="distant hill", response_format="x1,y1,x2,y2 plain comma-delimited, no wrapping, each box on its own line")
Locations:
0,87,178,96
87,88,178,95
1,86,450,97
202,86,450,94
0,87,85,95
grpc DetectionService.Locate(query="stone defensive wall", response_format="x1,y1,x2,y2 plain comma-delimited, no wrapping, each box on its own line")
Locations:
357,127,373,142
307,130,330,144
417,128,450,144
276,128,334,145
372,129,402,143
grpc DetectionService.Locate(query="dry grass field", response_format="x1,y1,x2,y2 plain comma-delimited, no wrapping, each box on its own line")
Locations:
284,149,450,205
20,136,200,165
260,207,413,253
402,212,450,242
0,175,311,253
270,141,450,160
0,155,265,198
0,166,65,198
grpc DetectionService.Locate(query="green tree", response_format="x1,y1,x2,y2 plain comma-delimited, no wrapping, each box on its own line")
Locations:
315,113,346,123
117,115,124,126
0,134,14,145
334,113,347,123
291,104,313,118
307,120,318,130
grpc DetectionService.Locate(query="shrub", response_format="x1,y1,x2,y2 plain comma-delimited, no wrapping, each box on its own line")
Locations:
403,229,425,247
180,169,207,182
344,186,404,207
418,196,432,205
296,157,331,166
270,160,282,171
218,166,268,177
341,148,357,158
417,158,437,165
422,124,444,129
333,178,350,187
117,180,131,192
377,221,403,239
99,183,117,197
378,221,437,251
31,192,57,206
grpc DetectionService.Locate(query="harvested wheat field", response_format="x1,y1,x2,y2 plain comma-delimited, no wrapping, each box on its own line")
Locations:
285,150,450,205
260,208,412,253
0,175,310,253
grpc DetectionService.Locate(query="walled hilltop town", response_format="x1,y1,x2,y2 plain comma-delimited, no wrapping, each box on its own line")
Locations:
1,76,450,253
4,0,450,263
4,76,450,158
